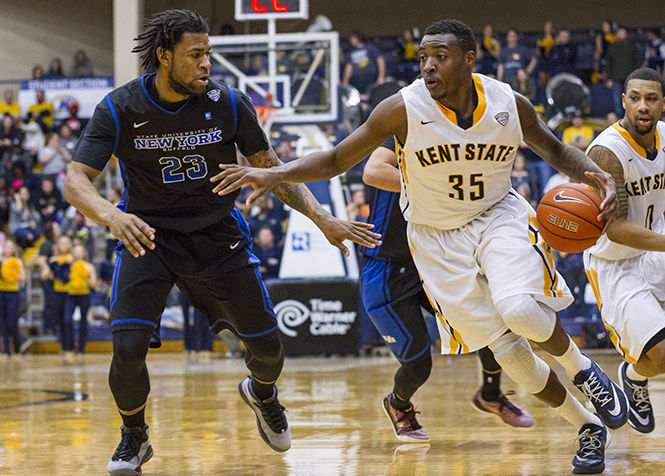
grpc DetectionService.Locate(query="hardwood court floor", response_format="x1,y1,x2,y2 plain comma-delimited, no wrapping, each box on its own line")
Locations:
1,350,665,475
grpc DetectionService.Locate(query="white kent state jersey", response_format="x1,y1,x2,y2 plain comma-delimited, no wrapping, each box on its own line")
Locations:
586,121,665,260
398,74,523,230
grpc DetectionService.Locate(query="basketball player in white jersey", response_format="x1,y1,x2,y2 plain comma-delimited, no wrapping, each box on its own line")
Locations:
583,67,665,434
211,19,627,473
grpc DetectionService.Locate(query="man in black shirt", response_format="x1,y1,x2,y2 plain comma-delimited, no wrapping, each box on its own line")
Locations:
64,10,379,475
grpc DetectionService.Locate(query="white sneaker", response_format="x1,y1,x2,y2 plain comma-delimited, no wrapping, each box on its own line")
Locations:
107,424,153,476
238,377,291,451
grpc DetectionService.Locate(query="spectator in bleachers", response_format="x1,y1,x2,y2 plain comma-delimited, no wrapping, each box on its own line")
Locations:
31,64,45,80
63,210,94,258
605,27,641,116
510,150,538,207
69,49,94,78
347,188,369,222
27,89,54,134
643,29,665,74
476,24,500,77
4,146,32,186
562,111,594,151
49,235,73,362
19,116,45,162
555,251,587,317
521,104,555,199
33,176,66,224
548,29,577,77
274,139,296,162
63,244,97,358
342,30,385,97
37,220,61,335
58,123,78,158
398,27,419,63
248,193,286,245
0,175,11,231
1,115,25,159
45,57,66,79
535,21,555,86
510,68,536,102
253,226,281,280
605,111,619,127
0,90,21,118
497,28,535,85
9,186,41,249
593,20,616,81
0,239,25,359
38,132,69,176
63,102,84,136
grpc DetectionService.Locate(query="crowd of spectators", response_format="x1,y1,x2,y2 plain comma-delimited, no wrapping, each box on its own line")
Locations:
2,23,664,354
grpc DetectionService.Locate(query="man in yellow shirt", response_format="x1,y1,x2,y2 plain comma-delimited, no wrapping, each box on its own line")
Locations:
562,111,594,151
27,89,54,133
0,89,21,118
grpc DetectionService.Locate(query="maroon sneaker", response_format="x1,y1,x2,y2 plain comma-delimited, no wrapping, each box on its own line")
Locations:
382,393,430,442
472,388,535,428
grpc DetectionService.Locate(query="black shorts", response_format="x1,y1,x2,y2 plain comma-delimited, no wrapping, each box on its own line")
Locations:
109,212,278,340
360,256,432,362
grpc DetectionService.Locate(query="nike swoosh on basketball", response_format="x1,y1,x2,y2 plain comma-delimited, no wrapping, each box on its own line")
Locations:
421,119,435,125
553,190,590,206
607,385,622,417
133,120,150,128
629,407,650,426
229,240,241,250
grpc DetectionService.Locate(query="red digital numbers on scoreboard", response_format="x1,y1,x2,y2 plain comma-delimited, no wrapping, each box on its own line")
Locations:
236,0,308,20
251,0,289,13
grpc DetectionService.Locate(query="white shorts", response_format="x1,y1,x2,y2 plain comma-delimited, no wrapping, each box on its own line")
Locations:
408,191,573,354
584,250,665,364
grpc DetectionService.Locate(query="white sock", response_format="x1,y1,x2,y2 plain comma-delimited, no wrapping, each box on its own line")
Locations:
553,338,592,380
626,363,648,382
553,391,602,429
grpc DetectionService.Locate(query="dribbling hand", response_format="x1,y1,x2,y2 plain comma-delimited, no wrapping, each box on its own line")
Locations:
585,170,616,231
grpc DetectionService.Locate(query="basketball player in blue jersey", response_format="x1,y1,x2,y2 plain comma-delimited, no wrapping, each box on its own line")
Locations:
63,10,380,476
212,19,629,473
362,137,534,442
583,68,665,434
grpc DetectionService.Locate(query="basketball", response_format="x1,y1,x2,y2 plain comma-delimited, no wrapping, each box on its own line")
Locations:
536,183,604,253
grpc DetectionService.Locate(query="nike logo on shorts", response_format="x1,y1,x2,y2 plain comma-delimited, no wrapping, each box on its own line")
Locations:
420,119,435,125
133,120,150,128
230,240,241,250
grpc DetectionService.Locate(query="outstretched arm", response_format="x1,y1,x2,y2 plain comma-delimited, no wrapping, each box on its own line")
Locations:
211,92,407,202
587,145,665,251
243,147,381,256
515,92,617,226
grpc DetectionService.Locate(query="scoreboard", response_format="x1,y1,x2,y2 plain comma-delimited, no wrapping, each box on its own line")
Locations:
234,0,309,21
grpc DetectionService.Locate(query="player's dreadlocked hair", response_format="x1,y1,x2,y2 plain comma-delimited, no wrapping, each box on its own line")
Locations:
424,19,477,54
132,9,209,72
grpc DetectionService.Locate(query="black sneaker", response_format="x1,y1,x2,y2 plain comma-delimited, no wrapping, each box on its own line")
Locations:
572,422,609,474
618,361,654,433
238,377,291,451
573,354,628,429
107,424,153,476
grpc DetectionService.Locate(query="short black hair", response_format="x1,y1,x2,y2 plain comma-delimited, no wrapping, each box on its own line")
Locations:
625,67,665,96
424,19,477,54
132,9,209,72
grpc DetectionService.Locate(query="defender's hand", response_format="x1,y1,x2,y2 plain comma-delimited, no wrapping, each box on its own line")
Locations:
107,210,155,258
585,170,616,231
316,216,382,257
210,164,276,207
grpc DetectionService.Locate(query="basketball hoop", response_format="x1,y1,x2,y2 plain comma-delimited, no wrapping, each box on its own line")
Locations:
255,94,277,136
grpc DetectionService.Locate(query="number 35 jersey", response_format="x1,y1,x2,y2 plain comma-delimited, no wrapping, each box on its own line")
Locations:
73,74,268,232
399,74,522,230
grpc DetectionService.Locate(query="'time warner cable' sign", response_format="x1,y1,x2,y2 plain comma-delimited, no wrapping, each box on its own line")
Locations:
235,0,309,20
